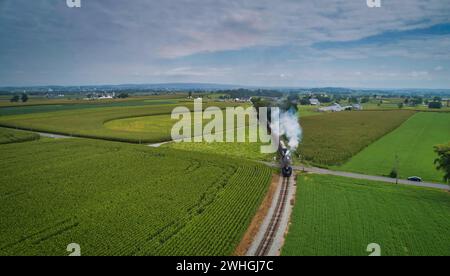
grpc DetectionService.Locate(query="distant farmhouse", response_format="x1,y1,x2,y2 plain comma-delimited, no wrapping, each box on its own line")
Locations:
444,98,450,107
319,103,342,112
309,98,320,105
319,103,363,112
84,92,116,100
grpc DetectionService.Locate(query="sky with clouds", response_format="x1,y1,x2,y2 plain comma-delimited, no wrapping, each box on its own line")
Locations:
1,0,450,88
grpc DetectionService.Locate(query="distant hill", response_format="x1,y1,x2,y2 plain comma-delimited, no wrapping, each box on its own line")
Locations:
0,83,449,96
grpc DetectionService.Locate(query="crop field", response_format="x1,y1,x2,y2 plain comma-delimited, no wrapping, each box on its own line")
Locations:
105,109,251,135
168,110,415,163
0,101,239,143
282,174,450,256
0,139,272,256
298,105,323,117
298,110,415,166
338,112,450,183
0,127,39,144
0,94,187,107
165,126,273,161
0,99,180,116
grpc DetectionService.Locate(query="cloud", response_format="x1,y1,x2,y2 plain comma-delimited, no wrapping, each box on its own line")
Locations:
0,0,450,87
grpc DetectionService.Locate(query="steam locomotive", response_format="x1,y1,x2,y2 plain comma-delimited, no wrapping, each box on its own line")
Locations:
279,141,293,177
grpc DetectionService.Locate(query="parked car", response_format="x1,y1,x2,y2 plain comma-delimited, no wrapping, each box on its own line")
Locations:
407,176,423,182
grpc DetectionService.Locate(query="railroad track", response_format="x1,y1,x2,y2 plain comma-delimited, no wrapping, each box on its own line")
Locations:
254,176,291,256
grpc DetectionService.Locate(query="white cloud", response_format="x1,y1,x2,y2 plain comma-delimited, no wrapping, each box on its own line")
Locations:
1,0,450,87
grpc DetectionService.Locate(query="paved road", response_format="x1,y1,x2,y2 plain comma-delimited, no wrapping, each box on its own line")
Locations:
37,132,73,139
262,162,449,190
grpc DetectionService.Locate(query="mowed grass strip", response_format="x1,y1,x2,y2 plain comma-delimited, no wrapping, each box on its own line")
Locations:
282,174,450,256
0,101,238,143
337,112,450,183
298,110,415,166
0,139,272,256
0,127,39,144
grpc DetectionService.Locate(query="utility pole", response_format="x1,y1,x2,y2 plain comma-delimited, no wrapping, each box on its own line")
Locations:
395,154,399,185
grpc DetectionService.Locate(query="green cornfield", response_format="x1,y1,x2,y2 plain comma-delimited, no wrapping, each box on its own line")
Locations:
298,110,415,166
0,139,272,256
283,174,450,256
0,127,40,144
338,112,450,183
0,101,240,143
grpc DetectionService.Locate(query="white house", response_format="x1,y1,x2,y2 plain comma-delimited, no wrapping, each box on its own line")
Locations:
352,104,363,110
309,98,320,105
319,103,342,112
319,103,363,112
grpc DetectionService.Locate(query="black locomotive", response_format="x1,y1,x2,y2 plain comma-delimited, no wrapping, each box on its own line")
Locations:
279,141,293,177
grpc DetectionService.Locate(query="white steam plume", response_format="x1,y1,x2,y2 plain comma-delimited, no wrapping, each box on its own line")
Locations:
271,108,302,150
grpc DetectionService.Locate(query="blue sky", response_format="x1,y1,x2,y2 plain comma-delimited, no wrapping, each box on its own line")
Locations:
1,0,450,88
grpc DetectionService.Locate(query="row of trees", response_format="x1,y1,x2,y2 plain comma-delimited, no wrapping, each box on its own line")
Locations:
298,94,373,105
10,93,28,103
403,96,445,109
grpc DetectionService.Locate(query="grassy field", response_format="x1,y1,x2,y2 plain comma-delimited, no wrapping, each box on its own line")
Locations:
0,101,239,143
164,125,273,162
282,174,450,256
0,99,179,116
338,112,450,183
298,105,323,117
0,138,272,256
105,110,251,136
362,98,450,112
0,127,39,144
169,110,416,163
0,94,187,107
298,110,415,166
0,106,417,165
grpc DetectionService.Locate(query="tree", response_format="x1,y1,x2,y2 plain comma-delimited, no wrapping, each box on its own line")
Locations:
410,97,423,106
10,95,20,102
21,93,28,103
389,168,398,179
428,101,442,109
117,93,129,99
251,97,271,110
434,143,450,184
299,97,310,105
361,97,370,104
316,95,331,103
398,103,404,109
188,91,193,98
348,96,359,104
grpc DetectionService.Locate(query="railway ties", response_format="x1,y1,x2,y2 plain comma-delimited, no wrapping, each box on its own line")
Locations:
255,176,291,256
